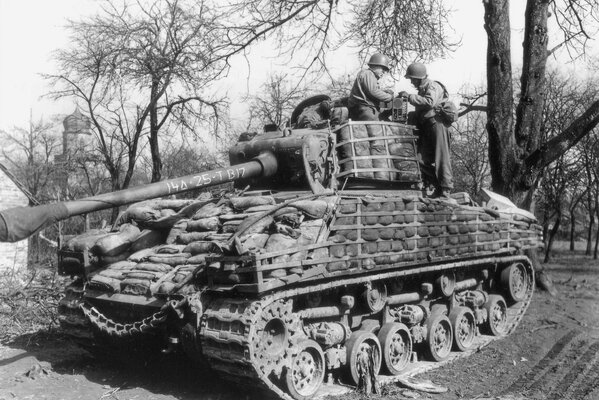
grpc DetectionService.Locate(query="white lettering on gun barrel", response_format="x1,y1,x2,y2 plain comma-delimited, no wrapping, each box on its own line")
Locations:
165,167,248,194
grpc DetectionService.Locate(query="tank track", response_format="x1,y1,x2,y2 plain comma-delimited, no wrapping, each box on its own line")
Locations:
200,254,534,399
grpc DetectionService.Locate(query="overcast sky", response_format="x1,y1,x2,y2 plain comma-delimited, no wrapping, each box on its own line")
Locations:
0,0,589,133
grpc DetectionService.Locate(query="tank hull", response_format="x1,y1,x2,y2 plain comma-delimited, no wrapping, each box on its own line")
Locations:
57,190,541,399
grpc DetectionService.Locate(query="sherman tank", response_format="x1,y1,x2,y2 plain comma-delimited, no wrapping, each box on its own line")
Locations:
0,95,542,400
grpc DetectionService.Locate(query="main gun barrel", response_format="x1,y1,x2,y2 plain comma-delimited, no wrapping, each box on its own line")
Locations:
0,152,277,242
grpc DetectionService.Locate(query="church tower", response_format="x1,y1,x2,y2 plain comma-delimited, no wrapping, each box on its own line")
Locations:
61,107,91,156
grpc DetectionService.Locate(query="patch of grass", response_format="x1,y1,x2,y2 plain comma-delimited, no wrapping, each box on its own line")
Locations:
0,265,69,344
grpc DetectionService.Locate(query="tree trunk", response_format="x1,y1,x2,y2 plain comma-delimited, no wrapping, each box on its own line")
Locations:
149,81,162,183
544,214,560,263
586,215,595,255
569,211,576,251
595,200,599,260
594,214,599,260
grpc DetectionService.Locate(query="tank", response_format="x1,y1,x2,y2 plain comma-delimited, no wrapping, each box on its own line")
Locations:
0,95,542,399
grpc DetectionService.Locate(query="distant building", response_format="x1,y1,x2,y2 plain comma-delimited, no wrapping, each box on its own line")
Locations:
0,163,34,274
54,107,93,194
54,107,92,162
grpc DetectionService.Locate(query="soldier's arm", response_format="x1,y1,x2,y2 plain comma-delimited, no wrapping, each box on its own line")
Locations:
360,72,393,102
407,83,443,110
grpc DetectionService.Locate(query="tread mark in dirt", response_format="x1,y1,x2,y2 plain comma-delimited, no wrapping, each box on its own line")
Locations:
526,338,589,395
569,354,599,400
503,329,579,394
546,340,599,400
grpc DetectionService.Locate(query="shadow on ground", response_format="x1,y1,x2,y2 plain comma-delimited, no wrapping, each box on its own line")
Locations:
1,330,270,400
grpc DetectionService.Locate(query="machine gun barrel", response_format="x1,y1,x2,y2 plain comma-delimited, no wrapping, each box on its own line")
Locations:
0,152,277,243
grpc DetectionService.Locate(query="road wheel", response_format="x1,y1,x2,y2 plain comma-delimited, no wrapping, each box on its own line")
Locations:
284,340,325,400
500,263,530,303
483,294,508,336
345,330,381,386
377,322,412,375
449,307,476,351
425,313,453,361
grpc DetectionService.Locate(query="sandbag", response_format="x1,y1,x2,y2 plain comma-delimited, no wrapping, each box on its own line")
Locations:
156,244,187,254
105,260,137,271
274,210,304,228
290,200,329,219
147,253,192,266
97,269,126,280
238,215,274,239
166,220,188,244
128,248,156,262
89,274,121,292
242,233,269,250
265,233,298,253
273,223,300,238
120,206,162,225
229,196,275,210
187,254,210,264
186,217,221,232
297,219,324,245
160,209,177,219
245,204,277,213
192,202,230,219
154,199,194,211
130,229,167,253
183,241,221,255
64,229,109,252
337,124,374,178
125,270,162,280
177,231,211,245
92,224,141,257
121,278,151,295
368,124,393,180
222,220,242,233
134,262,172,273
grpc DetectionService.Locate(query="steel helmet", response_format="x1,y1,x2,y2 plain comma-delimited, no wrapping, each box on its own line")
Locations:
405,62,427,79
368,53,390,70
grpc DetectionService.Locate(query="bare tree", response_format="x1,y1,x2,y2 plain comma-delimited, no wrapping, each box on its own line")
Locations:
450,105,490,196
0,116,61,203
244,73,309,131
47,0,226,185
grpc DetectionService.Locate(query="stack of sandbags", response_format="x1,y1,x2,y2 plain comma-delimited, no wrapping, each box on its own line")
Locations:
368,124,393,180
72,193,338,291
326,195,541,274
336,122,420,182
337,124,374,178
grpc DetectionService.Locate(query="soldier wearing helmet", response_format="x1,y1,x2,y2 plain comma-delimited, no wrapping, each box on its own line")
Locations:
347,53,394,121
398,62,454,198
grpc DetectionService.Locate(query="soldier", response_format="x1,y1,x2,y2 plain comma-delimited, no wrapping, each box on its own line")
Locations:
348,53,394,121
399,62,454,198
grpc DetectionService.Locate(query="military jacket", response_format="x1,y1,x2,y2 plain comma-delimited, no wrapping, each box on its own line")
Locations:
348,69,393,109
407,78,445,120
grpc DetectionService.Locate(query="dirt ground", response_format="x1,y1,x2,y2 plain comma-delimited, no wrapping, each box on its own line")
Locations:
1,246,598,400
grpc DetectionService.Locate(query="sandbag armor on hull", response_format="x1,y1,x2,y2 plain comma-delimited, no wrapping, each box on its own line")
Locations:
0,95,542,399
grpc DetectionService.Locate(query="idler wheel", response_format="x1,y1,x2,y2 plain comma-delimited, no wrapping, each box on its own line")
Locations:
424,313,453,361
285,339,325,400
449,307,476,351
362,281,387,313
500,262,530,303
435,272,456,297
377,322,412,375
345,330,381,386
483,295,508,336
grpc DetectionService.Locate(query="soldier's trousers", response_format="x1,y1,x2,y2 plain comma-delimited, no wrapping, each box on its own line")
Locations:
417,117,453,190
348,105,379,121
